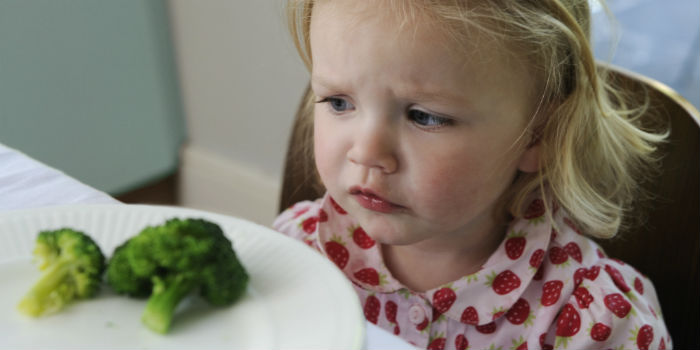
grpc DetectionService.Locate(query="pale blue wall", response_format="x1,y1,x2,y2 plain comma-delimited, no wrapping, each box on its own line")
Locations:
591,0,700,108
0,0,185,194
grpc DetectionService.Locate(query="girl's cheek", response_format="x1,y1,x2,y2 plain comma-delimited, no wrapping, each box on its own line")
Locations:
314,137,331,178
314,122,341,183
412,158,461,196
411,154,482,210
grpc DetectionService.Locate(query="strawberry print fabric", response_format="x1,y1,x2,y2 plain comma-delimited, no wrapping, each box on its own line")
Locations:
273,194,672,350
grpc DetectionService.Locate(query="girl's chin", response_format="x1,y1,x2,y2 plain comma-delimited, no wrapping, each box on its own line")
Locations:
361,224,428,247
348,207,432,245
376,237,424,247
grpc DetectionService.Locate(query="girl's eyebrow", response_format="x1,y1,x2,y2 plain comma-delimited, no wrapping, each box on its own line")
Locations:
404,87,466,105
310,74,339,90
311,73,468,105
395,79,472,106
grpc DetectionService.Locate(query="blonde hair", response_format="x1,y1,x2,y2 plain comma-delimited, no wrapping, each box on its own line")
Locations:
286,0,667,239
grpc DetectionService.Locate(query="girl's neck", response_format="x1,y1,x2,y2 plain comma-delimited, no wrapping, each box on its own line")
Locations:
381,218,507,293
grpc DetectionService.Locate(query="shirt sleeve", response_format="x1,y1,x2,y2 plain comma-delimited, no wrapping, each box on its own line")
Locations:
546,259,672,350
272,199,323,244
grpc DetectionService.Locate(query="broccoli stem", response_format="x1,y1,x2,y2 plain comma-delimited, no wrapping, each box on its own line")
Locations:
141,276,197,334
17,259,75,317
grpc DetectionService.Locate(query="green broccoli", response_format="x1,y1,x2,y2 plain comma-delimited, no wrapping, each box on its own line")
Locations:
106,218,249,334
17,228,106,317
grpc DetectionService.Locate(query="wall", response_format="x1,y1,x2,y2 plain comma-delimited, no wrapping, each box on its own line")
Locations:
0,0,184,195
591,0,700,108
167,0,308,225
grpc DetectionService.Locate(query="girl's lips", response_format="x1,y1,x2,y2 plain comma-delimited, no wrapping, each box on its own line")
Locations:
349,187,403,213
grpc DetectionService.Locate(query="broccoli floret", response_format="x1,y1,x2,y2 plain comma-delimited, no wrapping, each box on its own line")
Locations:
106,218,249,334
17,228,106,317
104,242,151,297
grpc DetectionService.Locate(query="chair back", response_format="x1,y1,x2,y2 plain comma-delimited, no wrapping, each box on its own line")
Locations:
278,66,700,349
595,65,700,349
279,84,324,211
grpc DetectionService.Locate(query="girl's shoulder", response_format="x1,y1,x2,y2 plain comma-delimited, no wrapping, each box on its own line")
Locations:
537,214,672,349
272,198,325,242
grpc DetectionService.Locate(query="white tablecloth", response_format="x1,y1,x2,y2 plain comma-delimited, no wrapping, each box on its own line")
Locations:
0,142,413,350
0,143,120,209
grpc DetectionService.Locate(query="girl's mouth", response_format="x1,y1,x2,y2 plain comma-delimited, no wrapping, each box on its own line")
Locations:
349,187,403,213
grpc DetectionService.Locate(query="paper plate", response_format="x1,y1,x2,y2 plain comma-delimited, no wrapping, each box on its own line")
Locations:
0,204,365,349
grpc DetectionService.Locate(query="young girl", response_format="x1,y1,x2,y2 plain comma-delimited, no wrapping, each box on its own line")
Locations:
274,0,671,349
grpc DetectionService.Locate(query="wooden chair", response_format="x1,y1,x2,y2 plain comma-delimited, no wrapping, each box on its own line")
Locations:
593,65,700,350
278,65,700,349
279,84,324,211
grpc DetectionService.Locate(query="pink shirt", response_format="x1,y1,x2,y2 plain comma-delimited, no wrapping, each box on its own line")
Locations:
273,193,671,350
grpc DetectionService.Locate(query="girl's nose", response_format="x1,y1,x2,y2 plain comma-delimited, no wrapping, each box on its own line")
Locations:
346,119,398,174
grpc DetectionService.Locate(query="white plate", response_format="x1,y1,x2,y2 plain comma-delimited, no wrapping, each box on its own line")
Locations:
0,204,365,349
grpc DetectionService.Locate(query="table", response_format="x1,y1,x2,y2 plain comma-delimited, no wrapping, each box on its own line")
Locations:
0,142,412,350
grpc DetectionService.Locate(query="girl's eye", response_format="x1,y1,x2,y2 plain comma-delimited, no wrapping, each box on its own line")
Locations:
408,109,453,129
317,97,354,113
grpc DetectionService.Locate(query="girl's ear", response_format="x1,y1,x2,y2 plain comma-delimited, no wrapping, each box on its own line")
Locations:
518,101,550,173
517,139,541,173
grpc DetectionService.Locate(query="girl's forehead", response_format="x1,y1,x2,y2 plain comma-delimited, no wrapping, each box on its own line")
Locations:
310,0,531,75
313,0,442,32
312,0,518,58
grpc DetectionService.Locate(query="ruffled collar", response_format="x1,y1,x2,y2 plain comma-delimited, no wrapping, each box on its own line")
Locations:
315,193,552,326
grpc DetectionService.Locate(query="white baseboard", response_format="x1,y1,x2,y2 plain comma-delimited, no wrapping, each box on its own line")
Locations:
178,144,281,226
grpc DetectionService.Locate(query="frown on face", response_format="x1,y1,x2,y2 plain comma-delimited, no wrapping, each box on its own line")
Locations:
310,1,541,248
